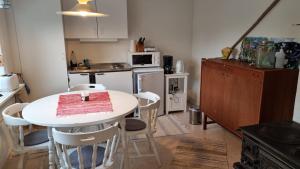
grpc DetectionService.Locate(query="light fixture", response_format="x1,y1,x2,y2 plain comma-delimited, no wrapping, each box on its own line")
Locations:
57,0,107,17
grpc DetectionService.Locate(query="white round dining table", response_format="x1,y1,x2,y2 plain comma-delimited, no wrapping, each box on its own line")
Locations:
22,90,138,169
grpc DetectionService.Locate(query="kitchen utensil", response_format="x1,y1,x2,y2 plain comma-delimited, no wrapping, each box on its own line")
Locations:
136,37,145,52
163,55,173,74
129,40,136,52
176,60,184,73
81,91,90,101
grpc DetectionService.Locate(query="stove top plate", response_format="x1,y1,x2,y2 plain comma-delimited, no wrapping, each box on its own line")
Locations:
258,123,300,145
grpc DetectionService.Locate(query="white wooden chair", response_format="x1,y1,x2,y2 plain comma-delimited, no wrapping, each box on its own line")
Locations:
2,103,49,169
52,122,119,169
68,84,107,92
124,92,161,166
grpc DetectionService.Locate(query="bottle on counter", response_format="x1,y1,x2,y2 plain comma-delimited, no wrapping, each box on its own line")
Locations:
70,51,77,68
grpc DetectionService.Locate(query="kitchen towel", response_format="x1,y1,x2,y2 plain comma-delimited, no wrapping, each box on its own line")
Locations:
57,92,113,116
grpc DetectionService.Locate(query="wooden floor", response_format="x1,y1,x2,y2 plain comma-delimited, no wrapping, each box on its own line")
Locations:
4,111,242,169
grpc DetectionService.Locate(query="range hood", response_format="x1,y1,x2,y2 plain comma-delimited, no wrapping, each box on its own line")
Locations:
0,0,10,9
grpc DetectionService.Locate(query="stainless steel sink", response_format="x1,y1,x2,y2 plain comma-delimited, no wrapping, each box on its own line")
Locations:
72,66,90,70
69,63,132,73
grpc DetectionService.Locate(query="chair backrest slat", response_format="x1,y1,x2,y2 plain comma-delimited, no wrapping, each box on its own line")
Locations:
91,144,97,169
108,135,117,163
62,145,71,168
77,146,84,169
53,123,119,169
19,126,24,147
135,92,160,133
69,84,106,92
102,139,110,165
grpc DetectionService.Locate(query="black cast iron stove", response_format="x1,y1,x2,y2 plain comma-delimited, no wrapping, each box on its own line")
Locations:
234,122,300,169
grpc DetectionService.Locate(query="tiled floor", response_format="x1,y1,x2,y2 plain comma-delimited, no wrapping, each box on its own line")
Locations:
4,111,242,169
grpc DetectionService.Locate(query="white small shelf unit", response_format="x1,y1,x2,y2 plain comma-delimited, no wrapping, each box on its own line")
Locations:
165,73,189,114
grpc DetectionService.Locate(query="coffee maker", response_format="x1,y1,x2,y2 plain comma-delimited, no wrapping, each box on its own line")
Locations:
163,55,173,74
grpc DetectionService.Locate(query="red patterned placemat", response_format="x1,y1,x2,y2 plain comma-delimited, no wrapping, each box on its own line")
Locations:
56,92,113,116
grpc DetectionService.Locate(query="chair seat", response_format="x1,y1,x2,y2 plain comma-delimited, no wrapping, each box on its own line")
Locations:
70,146,105,169
24,129,49,146
125,119,147,131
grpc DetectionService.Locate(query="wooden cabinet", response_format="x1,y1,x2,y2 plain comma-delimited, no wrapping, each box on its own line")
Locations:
200,59,299,135
96,0,128,39
165,73,189,114
95,71,133,93
61,0,128,39
61,0,98,39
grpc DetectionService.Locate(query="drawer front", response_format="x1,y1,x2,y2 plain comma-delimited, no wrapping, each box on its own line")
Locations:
169,93,186,111
96,71,133,93
68,73,90,87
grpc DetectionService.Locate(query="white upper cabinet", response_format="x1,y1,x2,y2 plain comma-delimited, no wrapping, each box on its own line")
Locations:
96,0,128,39
61,0,128,40
61,0,98,39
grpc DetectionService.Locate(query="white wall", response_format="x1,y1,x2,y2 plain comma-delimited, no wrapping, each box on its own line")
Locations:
65,0,193,68
11,0,69,100
191,0,300,121
0,10,14,73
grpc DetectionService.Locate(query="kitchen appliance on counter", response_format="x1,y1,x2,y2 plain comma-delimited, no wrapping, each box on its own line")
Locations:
0,74,19,92
163,55,173,74
128,52,160,68
175,60,184,74
133,67,165,116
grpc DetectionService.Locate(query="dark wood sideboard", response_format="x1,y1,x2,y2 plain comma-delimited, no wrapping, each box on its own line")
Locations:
200,58,299,136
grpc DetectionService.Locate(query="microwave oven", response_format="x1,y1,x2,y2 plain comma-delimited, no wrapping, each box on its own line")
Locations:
128,52,160,68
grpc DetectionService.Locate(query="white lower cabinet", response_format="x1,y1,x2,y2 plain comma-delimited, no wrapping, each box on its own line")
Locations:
96,71,133,93
68,73,90,87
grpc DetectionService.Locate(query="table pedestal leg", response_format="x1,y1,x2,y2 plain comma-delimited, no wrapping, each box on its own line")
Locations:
47,127,56,169
120,118,129,169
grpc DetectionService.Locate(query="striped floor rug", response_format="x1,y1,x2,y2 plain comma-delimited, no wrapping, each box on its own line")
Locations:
154,114,191,137
170,137,229,169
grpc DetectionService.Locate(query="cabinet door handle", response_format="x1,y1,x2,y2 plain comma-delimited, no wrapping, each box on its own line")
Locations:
80,74,89,76
96,73,104,75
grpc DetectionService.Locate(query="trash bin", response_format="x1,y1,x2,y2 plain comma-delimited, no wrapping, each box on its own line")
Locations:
189,106,202,125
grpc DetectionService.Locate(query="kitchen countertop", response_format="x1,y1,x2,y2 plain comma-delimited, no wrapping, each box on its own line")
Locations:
0,84,25,108
68,63,132,74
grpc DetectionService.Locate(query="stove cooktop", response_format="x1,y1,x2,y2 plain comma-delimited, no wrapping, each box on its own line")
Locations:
242,122,300,168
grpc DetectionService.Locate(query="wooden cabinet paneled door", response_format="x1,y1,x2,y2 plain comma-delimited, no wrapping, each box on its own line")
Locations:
200,58,298,136
201,61,224,123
